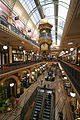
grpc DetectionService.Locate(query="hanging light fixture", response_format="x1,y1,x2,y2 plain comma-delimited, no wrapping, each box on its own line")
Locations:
3,45,8,50
32,51,34,55
10,83,14,87
64,77,67,80
66,51,68,53
27,73,29,77
67,42,73,45
70,92,76,97
35,69,37,71
23,50,25,53
70,48,74,51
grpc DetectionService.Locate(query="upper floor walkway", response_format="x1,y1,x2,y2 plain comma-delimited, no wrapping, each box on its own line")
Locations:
0,60,58,79
60,60,80,99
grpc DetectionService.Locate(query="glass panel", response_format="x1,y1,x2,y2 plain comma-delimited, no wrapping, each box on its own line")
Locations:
19,0,71,45
19,0,41,25
57,0,71,45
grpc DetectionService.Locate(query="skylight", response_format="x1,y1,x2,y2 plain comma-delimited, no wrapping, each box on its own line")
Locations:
19,0,71,46
19,0,41,25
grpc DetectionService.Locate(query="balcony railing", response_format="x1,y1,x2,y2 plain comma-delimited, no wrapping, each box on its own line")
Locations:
60,60,80,95
0,59,58,76
0,60,42,75
0,17,39,47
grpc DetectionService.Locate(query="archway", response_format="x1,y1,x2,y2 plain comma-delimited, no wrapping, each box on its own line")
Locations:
21,70,30,88
4,78,17,98
0,75,21,98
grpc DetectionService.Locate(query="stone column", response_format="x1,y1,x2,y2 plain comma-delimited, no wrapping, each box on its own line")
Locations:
17,81,21,98
9,46,12,63
75,47,78,64
29,70,32,83
23,50,26,62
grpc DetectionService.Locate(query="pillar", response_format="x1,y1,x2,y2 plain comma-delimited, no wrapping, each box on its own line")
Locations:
17,81,21,98
23,50,26,62
31,54,33,61
29,72,32,83
29,69,32,83
14,84,16,97
9,46,12,63
75,47,78,64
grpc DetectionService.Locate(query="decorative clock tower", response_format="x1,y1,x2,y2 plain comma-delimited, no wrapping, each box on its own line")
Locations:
38,18,53,59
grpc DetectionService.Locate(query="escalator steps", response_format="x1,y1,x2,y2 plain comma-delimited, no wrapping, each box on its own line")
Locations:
43,114,50,119
43,111,50,115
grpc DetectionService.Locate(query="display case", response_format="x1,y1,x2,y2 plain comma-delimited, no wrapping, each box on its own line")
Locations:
12,49,24,62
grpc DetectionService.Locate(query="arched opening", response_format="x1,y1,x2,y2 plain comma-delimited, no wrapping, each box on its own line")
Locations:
4,78,17,98
0,78,18,112
21,71,30,88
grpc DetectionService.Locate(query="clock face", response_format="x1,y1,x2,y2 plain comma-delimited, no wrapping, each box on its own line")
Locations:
41,43,48,50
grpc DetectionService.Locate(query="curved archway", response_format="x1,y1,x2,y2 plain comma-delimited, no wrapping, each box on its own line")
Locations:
20,70,30,88
0,75,21,98
0,75,20,86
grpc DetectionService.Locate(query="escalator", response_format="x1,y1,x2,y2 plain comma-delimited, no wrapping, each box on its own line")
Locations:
30,88,55,120
31,91,44,120
42,94,52,120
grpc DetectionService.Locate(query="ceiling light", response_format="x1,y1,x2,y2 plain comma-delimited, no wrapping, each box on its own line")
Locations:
70,48,74,51
35,69,37,71
62,71,64,73
32,72,35,75
32,52,34,55
68,42,73,45
3,45,8,50
70,92,76,97
10,83,14,87
66,51,68,53
78,50,80,53
23,50,25,53
27,74,29,77
64,77,67,80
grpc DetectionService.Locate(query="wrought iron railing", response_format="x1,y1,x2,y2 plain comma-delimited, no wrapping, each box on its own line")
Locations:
0,17,39,47
60,60,80,95
0,60,42,75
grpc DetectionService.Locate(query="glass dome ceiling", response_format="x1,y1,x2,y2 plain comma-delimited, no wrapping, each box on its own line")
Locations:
19,0,71,46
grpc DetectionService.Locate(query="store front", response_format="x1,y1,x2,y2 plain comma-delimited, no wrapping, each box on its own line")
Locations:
4,78,17,98
0,78,18,112
12,48,24,62
0,45,9,67
21,71,30,88
31,71,36,82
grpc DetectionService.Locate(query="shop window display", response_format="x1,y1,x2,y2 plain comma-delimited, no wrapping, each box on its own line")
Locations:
12,49,24,62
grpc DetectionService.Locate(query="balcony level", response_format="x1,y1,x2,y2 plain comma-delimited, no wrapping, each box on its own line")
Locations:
0,17,39,51
60,60,80,98
0,61,43,78
0,59,58,79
